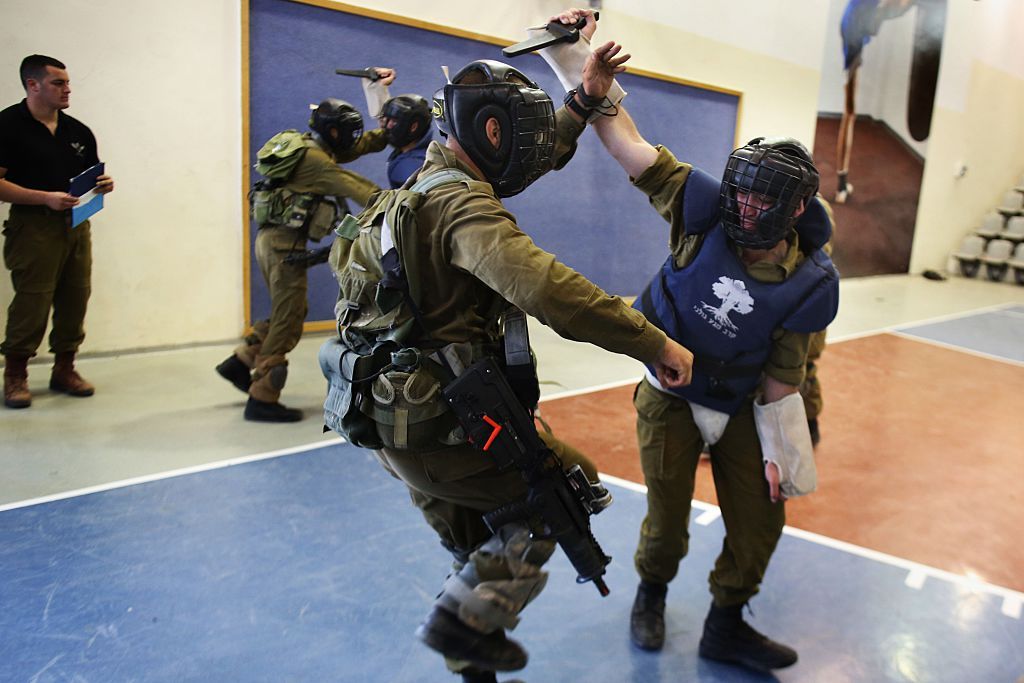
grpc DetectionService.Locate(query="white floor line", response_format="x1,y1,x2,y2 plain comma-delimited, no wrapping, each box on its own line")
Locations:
694,509,721,526
599,473,1024,614
540,376,640,403
4,438,1022,619
889,300,1021,329
1003,596,1023,619
905,569,928,590
0,437,346,513
887,328,1024,367
828,301,1022,346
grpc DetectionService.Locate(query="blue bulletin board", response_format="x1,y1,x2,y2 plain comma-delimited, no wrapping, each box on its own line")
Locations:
245,0,740,328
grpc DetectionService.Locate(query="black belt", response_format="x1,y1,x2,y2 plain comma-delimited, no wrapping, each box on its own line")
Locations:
10,204,64,217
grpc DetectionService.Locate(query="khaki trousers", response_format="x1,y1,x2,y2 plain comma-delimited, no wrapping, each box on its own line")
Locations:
2,206,91,357
633,378,785,607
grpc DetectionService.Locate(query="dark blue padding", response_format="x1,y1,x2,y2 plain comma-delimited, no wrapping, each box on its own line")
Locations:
682,166,723,235
795,197,832,250
248,0,739,324
783,249,840,333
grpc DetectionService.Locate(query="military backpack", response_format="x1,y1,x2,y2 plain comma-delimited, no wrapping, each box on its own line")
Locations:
319,168,474,450
249,130,348,240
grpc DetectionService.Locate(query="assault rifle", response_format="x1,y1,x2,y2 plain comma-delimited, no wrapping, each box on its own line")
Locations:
283,246,331,269
443,357,612,596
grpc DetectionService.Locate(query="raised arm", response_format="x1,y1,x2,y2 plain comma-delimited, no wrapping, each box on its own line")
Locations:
548,8,660,178
590,104,659,180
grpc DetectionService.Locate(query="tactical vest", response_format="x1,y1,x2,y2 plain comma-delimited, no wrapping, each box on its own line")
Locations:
636,225,838,415
249,130,348,240
321,168,481,450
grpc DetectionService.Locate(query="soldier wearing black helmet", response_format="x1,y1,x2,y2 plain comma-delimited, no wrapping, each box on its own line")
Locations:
544,7,840,674
334,49,693,683
378,93,432,187
215,96,388,422
355,67,434,188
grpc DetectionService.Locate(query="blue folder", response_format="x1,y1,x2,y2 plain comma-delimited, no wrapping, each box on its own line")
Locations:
69,162,105,228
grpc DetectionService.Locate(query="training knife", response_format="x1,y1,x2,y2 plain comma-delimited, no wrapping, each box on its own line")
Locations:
502,12,599,58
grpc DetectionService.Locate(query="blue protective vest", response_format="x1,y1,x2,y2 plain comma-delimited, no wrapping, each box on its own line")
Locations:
635,171,838,415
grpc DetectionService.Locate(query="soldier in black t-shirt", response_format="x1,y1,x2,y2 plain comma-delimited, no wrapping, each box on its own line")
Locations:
0,54,115,409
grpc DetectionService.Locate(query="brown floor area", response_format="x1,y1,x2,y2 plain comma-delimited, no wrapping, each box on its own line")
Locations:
812,116,924,277
538,333,1024,592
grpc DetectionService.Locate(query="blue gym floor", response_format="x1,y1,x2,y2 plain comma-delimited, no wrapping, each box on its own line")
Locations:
3,439,1022,682
893,303,1024,362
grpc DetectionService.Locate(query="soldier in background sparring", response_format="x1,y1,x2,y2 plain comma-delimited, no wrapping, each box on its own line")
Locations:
325,51,693,682
1,55,115,409
546,8,839,673
357,66,433,188
215,95,388,422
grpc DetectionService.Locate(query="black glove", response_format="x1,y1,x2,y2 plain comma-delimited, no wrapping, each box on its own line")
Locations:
283,246,331,269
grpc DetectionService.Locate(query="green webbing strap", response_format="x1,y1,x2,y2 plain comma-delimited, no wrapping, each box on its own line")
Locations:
410,168,472,194
335,213,361,241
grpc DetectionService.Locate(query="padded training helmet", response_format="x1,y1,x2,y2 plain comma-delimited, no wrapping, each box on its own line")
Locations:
432,59,555,198
719,137,820,249
380,94,431,148
309,98,363,156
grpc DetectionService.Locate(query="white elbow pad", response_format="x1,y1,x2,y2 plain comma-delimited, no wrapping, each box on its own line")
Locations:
361,78,391,119
532,29,626,111
754,392,817,498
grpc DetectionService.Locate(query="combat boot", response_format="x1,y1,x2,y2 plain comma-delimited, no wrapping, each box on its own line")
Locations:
244,397,302,422
3,355,31,409
629,580,667,651
49,352,95,397
246,359,300,422
698,602,797,672
417,606,528,672
215,354,252,393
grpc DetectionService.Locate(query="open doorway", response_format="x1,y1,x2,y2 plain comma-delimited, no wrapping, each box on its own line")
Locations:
813,0,946,277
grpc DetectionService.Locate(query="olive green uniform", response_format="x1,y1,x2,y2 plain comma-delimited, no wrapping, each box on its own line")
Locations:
2,207,91,357
630,146,830,607
371,114,667,642
247,131,385,402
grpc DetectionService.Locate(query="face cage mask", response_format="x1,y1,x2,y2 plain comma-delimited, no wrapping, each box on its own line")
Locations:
311,105,363,155
381,98,429,148
719,147,816,249
492,90,555,198
433,82,556,198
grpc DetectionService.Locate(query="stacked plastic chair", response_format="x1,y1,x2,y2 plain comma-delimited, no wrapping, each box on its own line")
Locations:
980,238,1013,281
1001,216,1024,245
1008,243,1024,285
953,234,986,277
976,212,1005,242
996,190,1023,219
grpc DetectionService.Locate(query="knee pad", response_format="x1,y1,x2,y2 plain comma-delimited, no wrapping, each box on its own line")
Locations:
267,364,288,392
434,523,555,634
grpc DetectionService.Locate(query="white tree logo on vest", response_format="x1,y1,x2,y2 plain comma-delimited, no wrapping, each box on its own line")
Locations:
694,276,754,338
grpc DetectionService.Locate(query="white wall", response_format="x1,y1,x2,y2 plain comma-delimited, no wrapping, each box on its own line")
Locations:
0,0,244,354
910,0,1024,273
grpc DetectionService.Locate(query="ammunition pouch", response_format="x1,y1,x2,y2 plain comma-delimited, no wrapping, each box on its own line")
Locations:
365,356,463,450
250,181,346,240
319,337,387,449
249,180,284,226
320,336,471,450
